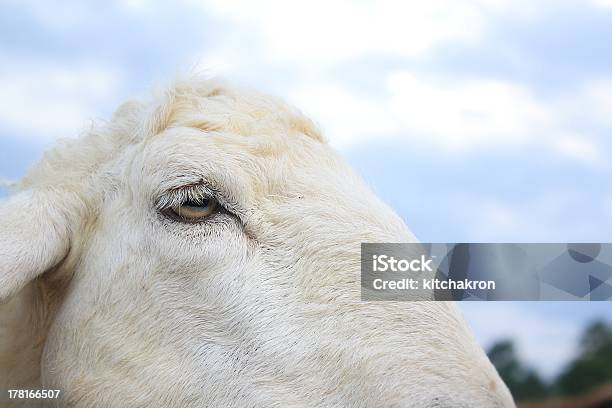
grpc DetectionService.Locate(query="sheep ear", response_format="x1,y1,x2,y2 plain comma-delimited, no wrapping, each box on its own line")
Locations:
0,189,77,302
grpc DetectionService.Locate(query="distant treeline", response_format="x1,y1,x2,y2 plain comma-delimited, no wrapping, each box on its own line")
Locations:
488,320,612,401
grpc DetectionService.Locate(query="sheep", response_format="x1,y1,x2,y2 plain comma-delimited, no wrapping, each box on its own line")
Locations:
0,78,514,407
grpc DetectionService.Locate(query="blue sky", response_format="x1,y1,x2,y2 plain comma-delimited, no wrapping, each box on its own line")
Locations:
1,0,611,379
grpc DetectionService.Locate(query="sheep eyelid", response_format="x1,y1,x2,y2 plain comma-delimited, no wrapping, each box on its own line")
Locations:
156,182,215,208
155,184,238,222
157,188,208,210
159,205,220,224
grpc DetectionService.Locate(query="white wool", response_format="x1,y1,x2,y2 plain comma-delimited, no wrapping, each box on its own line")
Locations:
0,78,514,407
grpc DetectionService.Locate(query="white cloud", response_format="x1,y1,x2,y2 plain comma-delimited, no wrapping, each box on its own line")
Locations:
574,79,612,128
387,73,554,149
387,74,608,167
459,192,594,241
460,303,581,379
1,0,101,31
604,196,612,221
591,0,612,8
118,0,153,13
447,187,612,243
289,84,397,147
4,0,608,169
176,0,609,168
0,57,121,141
554,135,604,165
289,72,607,167
197,0,489,66
473,200,523,238
189,0,557,76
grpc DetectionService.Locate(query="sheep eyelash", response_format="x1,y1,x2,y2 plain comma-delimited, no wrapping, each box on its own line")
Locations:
155,185,216,211
155,183,245,224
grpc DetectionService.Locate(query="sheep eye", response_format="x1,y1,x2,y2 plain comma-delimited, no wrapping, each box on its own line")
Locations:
165,198,218,223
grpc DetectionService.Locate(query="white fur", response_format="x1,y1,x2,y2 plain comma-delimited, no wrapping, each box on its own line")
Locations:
0,79,514,407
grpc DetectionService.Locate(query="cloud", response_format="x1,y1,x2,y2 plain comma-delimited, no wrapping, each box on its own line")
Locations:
288,84,397,147
196,0,492,66
454,189,612,242
1,0,102,31
289,72,608,167
387,73,553,148
4,0,607,170
0,56,121,142
604,196,612,221
189,0,569,75
573,79,612,128
176,0,610,169
554,136,604,165
591,0,612,8
460,302,581,379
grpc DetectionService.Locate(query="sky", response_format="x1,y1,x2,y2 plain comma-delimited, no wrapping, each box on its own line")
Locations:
1,0,611,379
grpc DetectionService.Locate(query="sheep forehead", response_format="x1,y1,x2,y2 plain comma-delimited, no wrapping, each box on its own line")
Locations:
19,78,324,193
138,79,332,197
147,79,323,143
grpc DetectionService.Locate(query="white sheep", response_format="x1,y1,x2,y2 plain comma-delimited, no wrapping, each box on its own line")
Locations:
0,79,514,407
